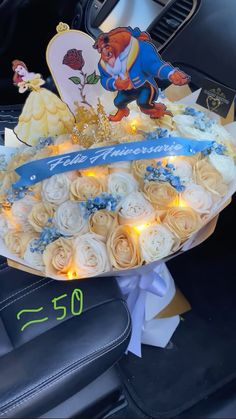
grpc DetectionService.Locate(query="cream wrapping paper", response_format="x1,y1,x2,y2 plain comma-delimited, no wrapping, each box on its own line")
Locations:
1,89,236,356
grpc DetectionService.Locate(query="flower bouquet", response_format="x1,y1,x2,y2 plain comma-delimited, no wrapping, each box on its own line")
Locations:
1,25,236,356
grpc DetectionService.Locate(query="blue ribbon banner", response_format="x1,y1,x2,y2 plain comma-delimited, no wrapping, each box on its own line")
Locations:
14,137,214,188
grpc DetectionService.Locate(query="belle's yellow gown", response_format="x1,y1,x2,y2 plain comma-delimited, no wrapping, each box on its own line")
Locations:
14,74,75,146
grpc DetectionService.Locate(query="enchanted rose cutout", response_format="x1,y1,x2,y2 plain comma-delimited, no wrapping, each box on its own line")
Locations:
63,49,100,108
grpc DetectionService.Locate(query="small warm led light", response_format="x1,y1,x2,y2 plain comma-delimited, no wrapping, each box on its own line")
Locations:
67,270,77,280
168,156,177,162
130,120,138,134
83,171,96,177
178,197,188,208
133,224,149,234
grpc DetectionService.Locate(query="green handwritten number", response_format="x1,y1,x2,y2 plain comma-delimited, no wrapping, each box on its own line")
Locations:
51,293,67,320
71,289,83,316
16,307,48,332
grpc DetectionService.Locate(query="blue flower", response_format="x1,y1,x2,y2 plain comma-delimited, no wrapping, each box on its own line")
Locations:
144,161,185,192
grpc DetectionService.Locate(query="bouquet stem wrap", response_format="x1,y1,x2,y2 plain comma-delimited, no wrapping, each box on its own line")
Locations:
117,263,180,357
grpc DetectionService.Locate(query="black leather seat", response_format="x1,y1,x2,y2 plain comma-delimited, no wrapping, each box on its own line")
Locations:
0,257,131,418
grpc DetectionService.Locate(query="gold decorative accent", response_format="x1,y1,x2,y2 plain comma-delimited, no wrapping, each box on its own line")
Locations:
72,100,111,148
56,22,70,33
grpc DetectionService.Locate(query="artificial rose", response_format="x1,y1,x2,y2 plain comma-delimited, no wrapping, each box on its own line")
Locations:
12,196,36,229
172,159,193,184
31,146,56,161
109,161,131,173
107,224,141,270
118,192,155,226
5,230,36,257
63,49,85,70
28,202,55,232
24,238,45,270
74,233,110,277
194,159,227,197
7,152,29,171
89,210,115,238
0,213,9,238
43,237,74,276
132,159,156,182
107,172,138,197
164,207,201,241
42,174,70,205
54,200,88,236
139,223,178,262
70,176,104,201
208,153,236,184
181,184,213,214
143,182,178,209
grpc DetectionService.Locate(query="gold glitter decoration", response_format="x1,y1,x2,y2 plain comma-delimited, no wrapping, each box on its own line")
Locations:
72,100,111,148
97,99,111,142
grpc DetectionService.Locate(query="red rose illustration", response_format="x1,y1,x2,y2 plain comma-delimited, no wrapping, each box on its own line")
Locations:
63,49,85,71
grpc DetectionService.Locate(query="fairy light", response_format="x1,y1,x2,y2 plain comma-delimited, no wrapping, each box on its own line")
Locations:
133,223,149,234
130,120,138,134
67,270,77,280
178,197,188,208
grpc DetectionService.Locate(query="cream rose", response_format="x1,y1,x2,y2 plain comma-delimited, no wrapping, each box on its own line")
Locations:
107,224,141,270
181,184,213,214
118,192,155,226
43,237,74,276
7,152,30,170
74,233,110,277
139,223,178,262
132,159,156,182
172,159,193,184
143,182,178,209
54,200,88,236
109,161,131,173
0,213,9,238
5,230,36,257
194,160,227,197
28,202,55,232
107,172,138,197
24,238,45,270
89,210,115,238
70,176,104,201
164,207,201,241
12,196,36,229
208,153,236,184
42,174,70,205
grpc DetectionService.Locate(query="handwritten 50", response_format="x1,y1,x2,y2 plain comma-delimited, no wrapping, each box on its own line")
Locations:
16,288,83,332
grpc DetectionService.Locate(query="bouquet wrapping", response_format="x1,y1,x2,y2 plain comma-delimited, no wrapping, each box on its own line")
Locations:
1,90,236,356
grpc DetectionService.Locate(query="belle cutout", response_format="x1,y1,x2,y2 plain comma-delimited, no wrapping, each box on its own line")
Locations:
12,60,75,146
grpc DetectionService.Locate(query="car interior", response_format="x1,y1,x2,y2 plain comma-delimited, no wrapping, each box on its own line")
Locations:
0,0,236,418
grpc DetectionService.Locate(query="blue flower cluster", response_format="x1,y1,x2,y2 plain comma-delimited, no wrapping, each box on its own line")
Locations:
183,107,215,132
203,141,227,157
30,222,61,254
35,136,54,150
144,127,172,141
81,193,120,215
4,186,30,206
145,162,185,192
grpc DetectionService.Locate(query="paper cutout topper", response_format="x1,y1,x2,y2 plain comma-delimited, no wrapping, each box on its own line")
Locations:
12,60,75,147
93,26,190,122
46,24,190,117
46,23,111,113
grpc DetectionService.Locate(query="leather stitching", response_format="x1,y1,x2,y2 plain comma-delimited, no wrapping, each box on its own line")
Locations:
0,276,49,306
0,301,131,416
0,280,54,312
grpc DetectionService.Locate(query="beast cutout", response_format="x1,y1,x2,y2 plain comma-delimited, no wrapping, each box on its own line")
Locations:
93,26,190,121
